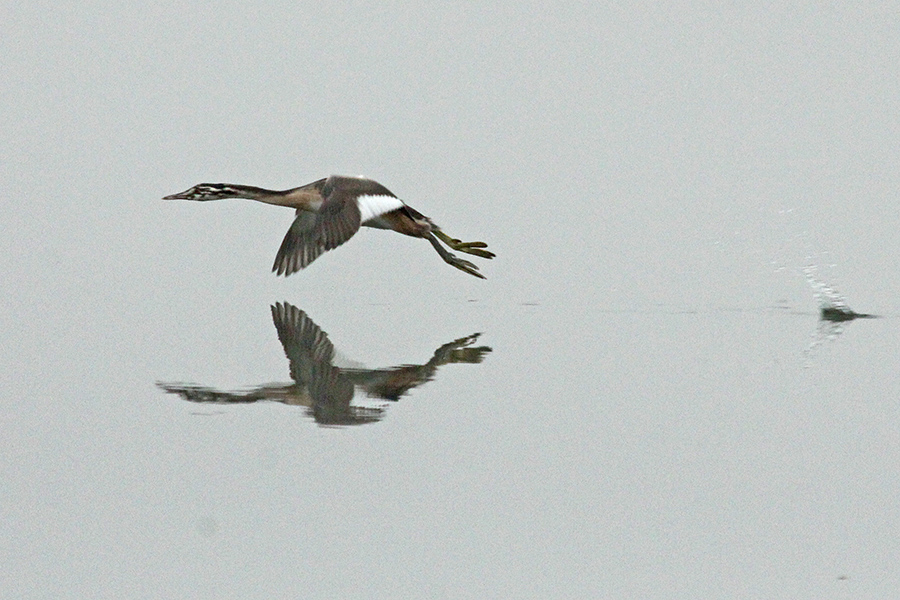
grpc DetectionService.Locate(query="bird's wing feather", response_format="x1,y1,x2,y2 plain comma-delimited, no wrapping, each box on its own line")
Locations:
272,177,405,276
357,194,405,223
317,188,363,251
311,188,402,251
272,211,323,276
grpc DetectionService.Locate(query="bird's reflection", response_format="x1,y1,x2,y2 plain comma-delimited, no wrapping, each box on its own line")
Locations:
157,302,491,426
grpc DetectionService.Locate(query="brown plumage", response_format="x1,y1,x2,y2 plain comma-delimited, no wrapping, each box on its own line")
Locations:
164,175,494,278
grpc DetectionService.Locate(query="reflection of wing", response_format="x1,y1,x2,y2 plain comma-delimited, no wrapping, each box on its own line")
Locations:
270,302,378,426
271,302,336,382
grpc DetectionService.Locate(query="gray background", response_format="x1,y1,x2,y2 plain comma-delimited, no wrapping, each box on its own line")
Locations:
3,2,899,598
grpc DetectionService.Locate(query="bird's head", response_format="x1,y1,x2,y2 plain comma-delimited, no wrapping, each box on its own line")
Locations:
163,183,250,201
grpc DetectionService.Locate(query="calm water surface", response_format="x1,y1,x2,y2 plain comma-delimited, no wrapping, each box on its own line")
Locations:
4,269,897,598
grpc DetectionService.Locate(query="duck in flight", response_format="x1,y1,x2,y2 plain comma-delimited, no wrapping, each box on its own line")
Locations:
163,175,494,279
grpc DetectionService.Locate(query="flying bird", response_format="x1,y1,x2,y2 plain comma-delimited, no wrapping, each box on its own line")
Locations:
163,175,494,278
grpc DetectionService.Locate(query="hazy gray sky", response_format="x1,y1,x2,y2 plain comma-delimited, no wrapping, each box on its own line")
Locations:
5,2,899,311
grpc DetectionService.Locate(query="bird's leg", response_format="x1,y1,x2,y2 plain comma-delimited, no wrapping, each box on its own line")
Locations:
426,233,485,279
432,228,496,259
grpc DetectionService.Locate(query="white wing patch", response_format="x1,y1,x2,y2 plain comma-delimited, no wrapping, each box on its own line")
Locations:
357,194,403,223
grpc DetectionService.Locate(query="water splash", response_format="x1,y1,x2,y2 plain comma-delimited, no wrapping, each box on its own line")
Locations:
803,264,875,321
800,263,877,366
801,265,849,366
802,264,851,313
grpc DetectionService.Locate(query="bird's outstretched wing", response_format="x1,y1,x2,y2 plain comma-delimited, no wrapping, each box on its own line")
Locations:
272,176,403,276
272,211,325,276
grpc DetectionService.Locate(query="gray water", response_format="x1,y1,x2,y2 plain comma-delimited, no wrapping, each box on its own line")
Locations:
4,3,900,599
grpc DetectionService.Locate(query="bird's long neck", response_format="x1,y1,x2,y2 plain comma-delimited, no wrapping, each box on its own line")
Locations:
220,184,280,199
166,178,327,209
170,183,301,207
202,183,285,202
220,184,301,207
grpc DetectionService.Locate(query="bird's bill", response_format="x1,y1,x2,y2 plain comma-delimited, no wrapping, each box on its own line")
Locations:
162,187,194,200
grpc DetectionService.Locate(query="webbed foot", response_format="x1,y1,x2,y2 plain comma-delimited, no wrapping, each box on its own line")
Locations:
433,229,496,260
426,232,487,279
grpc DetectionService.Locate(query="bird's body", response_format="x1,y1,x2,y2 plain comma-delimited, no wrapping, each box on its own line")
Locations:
164,175,494,278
